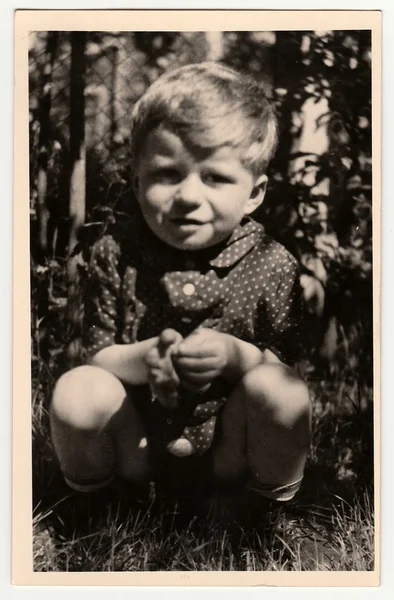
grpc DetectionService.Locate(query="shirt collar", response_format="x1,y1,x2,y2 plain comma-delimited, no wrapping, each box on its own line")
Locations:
208,218,264,268
123,211,264,270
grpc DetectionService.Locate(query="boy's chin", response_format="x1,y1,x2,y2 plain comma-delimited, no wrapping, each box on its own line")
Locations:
148,221,231,251
162,235,221,252
145,218,231,252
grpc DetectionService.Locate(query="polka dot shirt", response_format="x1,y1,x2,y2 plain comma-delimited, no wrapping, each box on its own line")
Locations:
83,213,303,454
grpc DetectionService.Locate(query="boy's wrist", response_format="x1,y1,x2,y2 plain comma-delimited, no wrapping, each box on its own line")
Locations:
221,333,265,383
222,333,244,383
89,338,159,386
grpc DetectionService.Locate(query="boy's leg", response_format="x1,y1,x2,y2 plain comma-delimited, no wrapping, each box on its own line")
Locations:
50,365,151,492
212,363,312,501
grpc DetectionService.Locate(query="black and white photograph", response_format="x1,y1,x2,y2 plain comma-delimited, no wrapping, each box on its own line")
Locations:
16,10,380,581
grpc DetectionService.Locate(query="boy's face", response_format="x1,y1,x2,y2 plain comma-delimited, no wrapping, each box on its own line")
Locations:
134,126,267,251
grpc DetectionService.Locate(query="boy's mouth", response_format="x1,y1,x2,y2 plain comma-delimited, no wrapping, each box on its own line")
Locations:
170,217,205,227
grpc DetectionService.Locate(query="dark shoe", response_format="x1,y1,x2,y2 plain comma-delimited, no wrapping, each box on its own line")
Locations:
46,474,152,538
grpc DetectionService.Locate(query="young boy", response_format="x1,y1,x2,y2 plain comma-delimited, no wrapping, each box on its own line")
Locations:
50,62,311,505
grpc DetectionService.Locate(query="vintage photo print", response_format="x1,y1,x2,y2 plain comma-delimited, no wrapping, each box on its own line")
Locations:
13,10,381,586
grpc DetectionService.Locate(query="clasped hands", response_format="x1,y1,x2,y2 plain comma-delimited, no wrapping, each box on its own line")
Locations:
145,328,232,410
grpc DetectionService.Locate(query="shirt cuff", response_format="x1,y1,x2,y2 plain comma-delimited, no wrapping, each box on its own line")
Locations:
83,329,115,360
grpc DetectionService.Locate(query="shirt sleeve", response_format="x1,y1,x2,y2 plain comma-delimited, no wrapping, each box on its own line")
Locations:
83,235,122,360
255,252,304,365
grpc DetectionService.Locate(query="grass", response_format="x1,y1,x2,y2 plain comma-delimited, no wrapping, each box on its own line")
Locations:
31,358,375,572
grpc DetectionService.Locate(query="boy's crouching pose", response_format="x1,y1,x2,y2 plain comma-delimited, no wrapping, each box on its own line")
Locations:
50,62,312,505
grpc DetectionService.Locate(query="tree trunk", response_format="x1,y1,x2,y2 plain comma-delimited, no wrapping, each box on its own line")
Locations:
67,32,86,366
36,31,58,261
109,44,120,148
68,32,86,255
34,32,59,362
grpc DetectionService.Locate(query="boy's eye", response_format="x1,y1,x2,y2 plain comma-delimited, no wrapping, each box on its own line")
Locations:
203,172,232,185
152,168,180,184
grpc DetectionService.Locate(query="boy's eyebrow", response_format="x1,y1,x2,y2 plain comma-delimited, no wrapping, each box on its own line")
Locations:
147,154,176,164
202,155,241,169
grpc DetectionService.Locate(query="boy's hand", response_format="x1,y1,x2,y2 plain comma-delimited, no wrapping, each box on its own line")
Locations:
145,329,183,409
172,328,233,393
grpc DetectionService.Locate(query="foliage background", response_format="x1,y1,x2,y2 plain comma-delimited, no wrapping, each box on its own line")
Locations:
29,30,373,377
29,31,375,571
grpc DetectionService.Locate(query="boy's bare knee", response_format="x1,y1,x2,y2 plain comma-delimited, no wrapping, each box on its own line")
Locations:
51,365,127,431
241,363,311,429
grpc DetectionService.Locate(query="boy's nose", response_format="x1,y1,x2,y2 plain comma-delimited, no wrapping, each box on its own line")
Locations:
175,174,202,205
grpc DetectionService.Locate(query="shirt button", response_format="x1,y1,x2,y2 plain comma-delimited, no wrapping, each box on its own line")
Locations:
185,260,195,269
182,283,195,296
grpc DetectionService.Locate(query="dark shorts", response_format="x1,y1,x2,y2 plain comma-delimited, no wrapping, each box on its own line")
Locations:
127,383,305,503
131,381,231,446
130,383,229,496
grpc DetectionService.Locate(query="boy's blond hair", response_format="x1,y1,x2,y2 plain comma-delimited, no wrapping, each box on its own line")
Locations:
130,62,278,175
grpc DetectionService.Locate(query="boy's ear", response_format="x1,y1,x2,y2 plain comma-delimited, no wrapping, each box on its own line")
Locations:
243,174,268,215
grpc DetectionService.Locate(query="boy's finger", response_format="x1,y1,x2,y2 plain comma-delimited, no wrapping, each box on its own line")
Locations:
173,356,220,372
175,342,218,359
158,329,183,354
147,368,162,381
159,328,182,345
145,352,161,368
